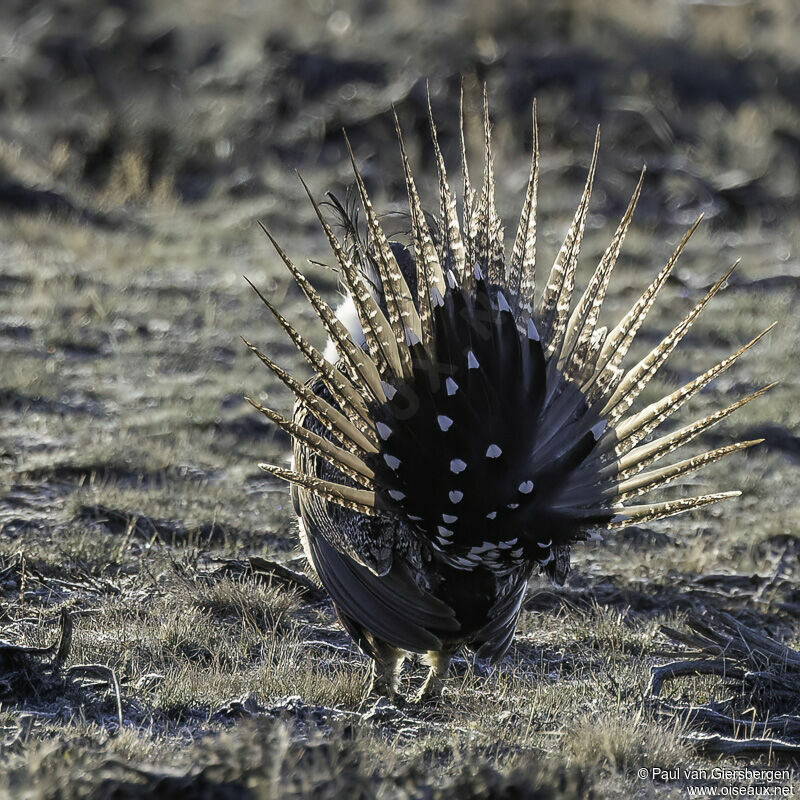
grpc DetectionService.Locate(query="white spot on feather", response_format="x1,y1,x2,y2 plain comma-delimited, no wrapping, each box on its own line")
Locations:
431,286,445,307
486,511,497,520
446,270,458,289
485,444,502,458
538,539,552,549
497,291,511,313
437,415,454,431
591,420,608,440
388,490,405,501
376,422,392,440
449,490,463,504
383,454,401,470
467,351,479,369
518,480,534,494
449,458,467,474
498,538,517,549
539,551,554,566
527,318,540,341
442,513,458,524
446,377,459,396
381,381,397,400
437,525,454,538
507,503,519,510
473,263,484,280
406,327,421,346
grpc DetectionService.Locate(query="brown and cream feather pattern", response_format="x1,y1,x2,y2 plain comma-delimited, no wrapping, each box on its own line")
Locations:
244,89,774,691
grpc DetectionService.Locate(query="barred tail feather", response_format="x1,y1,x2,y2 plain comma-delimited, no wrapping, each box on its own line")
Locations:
246,90,773,575
559,167,645,381
259,463,378,516
241,337,378,456
607,491,742,529
538,127,600,360
427,86,467,279
510,99,539,320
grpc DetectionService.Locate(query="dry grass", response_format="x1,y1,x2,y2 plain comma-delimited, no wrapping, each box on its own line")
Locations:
1,0,800,796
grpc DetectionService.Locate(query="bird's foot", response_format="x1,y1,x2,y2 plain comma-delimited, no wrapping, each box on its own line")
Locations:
363,656,405,707
409,670,445,704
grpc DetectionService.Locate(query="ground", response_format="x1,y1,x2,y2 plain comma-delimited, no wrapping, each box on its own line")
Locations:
1,0,800,797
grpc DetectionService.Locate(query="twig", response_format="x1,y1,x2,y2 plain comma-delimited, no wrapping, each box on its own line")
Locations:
683,732,800,756
0,608,72,663
212,557,326,601
649,658,744,697
652,700,800,738
650,611,800,756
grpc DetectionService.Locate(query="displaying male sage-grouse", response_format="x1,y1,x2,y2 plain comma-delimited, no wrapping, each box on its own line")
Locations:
244,91,773,702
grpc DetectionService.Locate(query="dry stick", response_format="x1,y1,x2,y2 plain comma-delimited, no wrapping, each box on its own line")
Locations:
649,659,744,698
213,556,326,601
685,732,800,756
651,611,800,756
115,516,138,564
653,700,800,738
0,608,72,662
1,610,123,733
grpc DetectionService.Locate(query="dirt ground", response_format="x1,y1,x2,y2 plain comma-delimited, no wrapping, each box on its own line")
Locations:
2,0,800,797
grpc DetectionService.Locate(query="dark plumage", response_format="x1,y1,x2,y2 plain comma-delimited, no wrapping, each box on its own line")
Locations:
244,89,774,701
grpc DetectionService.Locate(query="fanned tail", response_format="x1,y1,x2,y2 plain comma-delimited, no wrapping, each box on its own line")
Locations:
246,89,773,572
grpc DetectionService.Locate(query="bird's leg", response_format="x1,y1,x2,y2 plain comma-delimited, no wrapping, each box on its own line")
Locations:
413,649,454,702
366,640,405,703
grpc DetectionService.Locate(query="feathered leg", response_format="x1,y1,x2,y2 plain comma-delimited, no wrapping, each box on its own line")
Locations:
413,649,455,702
365,637,405,701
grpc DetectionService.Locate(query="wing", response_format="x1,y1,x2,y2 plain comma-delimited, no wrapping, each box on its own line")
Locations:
291,377,393,575
474,565,533,663
292,377,460,653
301,516,459,654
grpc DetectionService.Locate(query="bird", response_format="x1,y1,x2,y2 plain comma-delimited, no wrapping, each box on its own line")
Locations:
243,88,774,703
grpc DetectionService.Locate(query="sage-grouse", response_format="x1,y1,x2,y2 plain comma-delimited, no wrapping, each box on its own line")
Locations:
245,91,773,701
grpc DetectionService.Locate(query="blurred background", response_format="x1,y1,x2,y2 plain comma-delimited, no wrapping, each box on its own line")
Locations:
1,1,800,790
3,0,800,230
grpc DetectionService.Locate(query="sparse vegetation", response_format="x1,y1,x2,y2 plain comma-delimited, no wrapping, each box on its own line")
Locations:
1,0,800,796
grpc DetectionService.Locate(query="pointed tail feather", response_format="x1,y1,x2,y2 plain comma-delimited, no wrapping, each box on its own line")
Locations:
616,384,777,478
607,491,741,529
393,108,447,347
601,323,777,458
601,260,739,421
538,126,600,360
242,337,378,455
344,133,420,378
259,223,387,404
559,166,645,380
611,439,761,502
247,397,376,488
460,82,475,272
585,215,703,403
244,277,376,439
509,100,540,321
260,463,378,516
427,86,467,280
298,174,403,379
